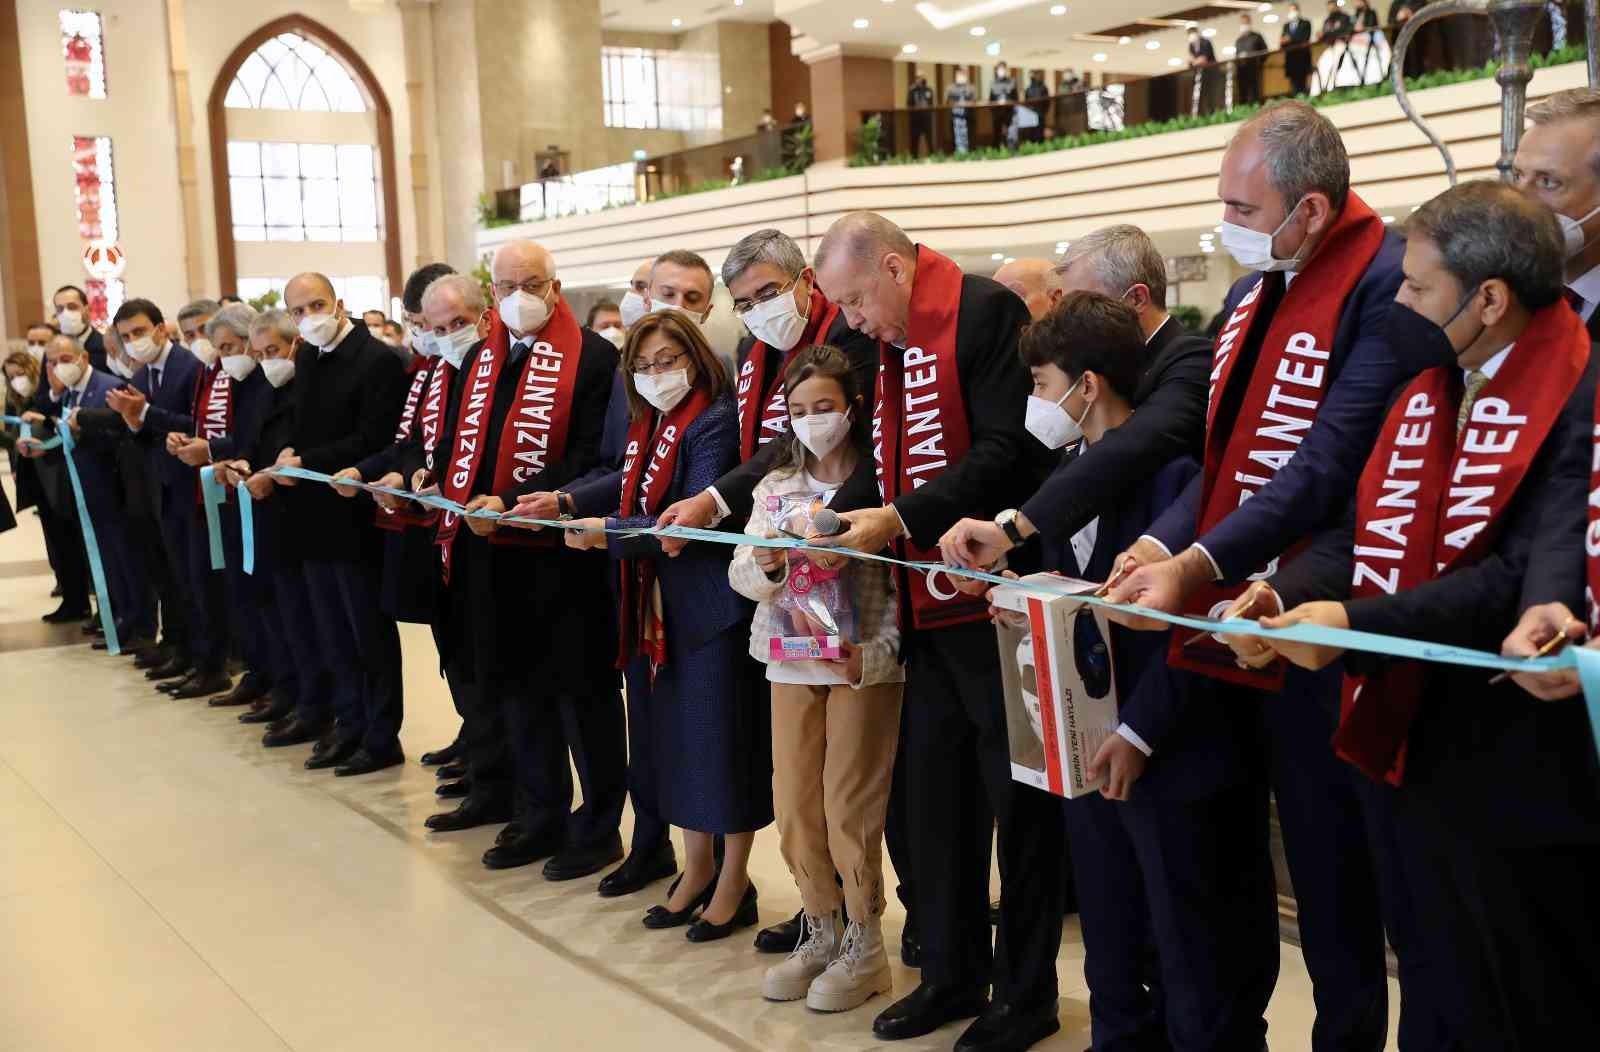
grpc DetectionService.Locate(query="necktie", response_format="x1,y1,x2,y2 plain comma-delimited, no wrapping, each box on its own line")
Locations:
509,340,530,367
1457,370,1489,436
63,389,77,411
151,366,162,393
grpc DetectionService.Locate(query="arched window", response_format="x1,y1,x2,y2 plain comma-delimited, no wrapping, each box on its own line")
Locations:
209,17,401,309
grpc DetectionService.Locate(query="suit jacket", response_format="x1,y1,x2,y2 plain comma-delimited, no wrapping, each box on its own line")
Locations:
276,320,407,562
566,369,632,518
51,369,124,516
83,328,107,374
75,406,154,519
1272,354,1600,846
130,343,204,516
708,311,882,524
248,381,299,571
1045,453,1253,802
204,369,273,466
1021,315,1209,544
1147,229,1411,582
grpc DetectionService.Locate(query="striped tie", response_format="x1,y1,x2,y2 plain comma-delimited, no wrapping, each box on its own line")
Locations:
1456,370,1488,436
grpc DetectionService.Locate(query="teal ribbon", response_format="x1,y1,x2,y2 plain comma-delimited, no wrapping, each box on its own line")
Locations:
199,465,226,570
236,480,255,575
5,414,119,654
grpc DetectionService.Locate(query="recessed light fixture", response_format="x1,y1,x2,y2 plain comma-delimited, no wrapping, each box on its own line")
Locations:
1381,215,1396,224
984,40,1001,55
1259,2,1272,9
990,252,1005,261
671,17,682,26
1092,51,1107,61
1003,257,1017,264
1199,232,1214,240
1145,40,1160,49
1167,57,1182,66
1049,3,1066,13
854,18,869,28
1118,35,1131,44
1201,245,1216,253
970,25,986,36
1263,13,1279,22
1055,241,1070,253
1202,27,1216,37
901,43,918,53
734,0,744,5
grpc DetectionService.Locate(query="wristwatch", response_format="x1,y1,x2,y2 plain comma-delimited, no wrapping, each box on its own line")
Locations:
556,491,575,520
995,508,1026,547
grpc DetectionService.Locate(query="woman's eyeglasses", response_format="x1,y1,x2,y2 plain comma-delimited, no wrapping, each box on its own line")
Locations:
633,349,688,375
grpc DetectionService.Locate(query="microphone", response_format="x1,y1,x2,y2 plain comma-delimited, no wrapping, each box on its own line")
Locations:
811,508,846,537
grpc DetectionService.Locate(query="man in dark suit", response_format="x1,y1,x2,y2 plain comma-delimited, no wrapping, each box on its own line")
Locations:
268,272,407,775
811,212,1057,1051
1514,88,1600,342
1281,2,1315,96
52,285,106,372
1234,15,1269,105
1257,179,1600,1049
21,321,91,623
106,299,203,684
423,246,626,878
1107,101,1443,1051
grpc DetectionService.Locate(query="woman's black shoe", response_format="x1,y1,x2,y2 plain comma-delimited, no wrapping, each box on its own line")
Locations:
642,873,716,930
685,882,759,943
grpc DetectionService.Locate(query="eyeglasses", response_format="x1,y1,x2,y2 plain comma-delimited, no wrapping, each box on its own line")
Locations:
492,277,553,298
734,277,798,316
633,349,688,375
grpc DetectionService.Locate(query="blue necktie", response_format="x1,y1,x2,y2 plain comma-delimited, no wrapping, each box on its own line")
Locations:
151,366,162,393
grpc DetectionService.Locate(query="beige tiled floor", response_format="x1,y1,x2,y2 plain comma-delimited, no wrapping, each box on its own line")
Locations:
0,476,1399,1051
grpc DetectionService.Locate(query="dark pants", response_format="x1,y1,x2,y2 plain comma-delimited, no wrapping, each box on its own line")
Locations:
503,685,628,849
883,699,916,916
40,493,89,612
621,654,668,856
1286,63,1312,97
129,509,181,648
302,556,403,752
88,496,155,639
273,563,331,724
1065,780,1278,1051
172,505,226,673
220,512,265,682
1397,799,1600,1050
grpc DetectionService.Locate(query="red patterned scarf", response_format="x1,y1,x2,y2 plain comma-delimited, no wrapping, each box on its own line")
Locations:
1587,377,1600,634
1339,301,1588,784
194,363,233,506
735,286,841,460
377,357,455,531
1169,192,1386,688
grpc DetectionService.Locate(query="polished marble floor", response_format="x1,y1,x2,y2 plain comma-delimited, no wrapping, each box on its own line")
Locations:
0,476,1399,1051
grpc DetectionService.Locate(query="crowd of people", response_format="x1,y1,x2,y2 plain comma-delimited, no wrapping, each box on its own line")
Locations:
5,89,1600,1052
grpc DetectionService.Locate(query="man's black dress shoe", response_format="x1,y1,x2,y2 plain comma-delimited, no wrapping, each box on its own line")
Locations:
642,874,716,930
208,679,265,707
172,673,233,699
435,778,471,799
435,760,467,781
755,909,806,953
685,882,759,943
481,829,564,870
543,832,623,882
494,821,525,847
901,915,922,968
262,715,298,736
83,619,103,636
157,675,195,695
873,983,991,1041
954,1002,1061,1052
598,845,677,898
91,638,111,650
240,699,295,724
419,741,461,767
119,635,157,655
425,798,512,832
147,658,191,681
305,737,361,770
42,604,90,624
134,646,174,669
334,746,404,777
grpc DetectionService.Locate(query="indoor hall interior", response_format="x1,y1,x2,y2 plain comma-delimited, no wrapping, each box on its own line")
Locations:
0,467,1399,1051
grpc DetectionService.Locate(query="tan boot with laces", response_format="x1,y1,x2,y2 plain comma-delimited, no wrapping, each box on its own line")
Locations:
806,917,893,1012
762,910,841,1001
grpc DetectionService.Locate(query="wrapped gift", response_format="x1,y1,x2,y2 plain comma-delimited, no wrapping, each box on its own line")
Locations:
766,492,857,662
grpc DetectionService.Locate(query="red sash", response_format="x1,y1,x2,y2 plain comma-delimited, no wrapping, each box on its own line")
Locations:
194,364,234,506
1587,377,1600,634
615,386,715,671
1339,300,1589,785
1169,193,1387,688
735,287,842,460
434,302,584,580
872,245,985,631
377,358,455,531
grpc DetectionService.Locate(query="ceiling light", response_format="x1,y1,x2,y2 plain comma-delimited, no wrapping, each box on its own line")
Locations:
991,252,1004,261
1167,56,1182,66
1259,2,1272,9
1381,215,1396,224
970,26,986,36
734,0,744,5
1118,35,1131,44
902,43,918,53
854,18,870,28
1092,51,1107,61
1201,245,1216,253
1050,3,1066,13
1202,27,1216,37
1055,241,1070,253
1199,232,1214,240
985,40,1001,54
1003,257,1016,264
671,17,682,26
1214,225,1223,232
1145,40,1160,49
1263,13,1278,21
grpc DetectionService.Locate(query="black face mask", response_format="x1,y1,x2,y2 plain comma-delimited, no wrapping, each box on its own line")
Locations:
1385,296,1475,375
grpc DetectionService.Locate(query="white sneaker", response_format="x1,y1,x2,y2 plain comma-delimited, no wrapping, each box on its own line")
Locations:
762,910,841,1002
806,918,893,1013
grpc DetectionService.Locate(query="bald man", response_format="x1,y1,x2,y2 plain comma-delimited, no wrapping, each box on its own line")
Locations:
619,257,655,328
992,258,1062,322
263,270,408,774
427,240,627,878
810,211,1058,1049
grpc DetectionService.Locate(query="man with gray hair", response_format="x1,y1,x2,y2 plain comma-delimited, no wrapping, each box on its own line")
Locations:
1105,99,1446,1050
175,298,221,361
990,258,1061,322
1514,86,1600,339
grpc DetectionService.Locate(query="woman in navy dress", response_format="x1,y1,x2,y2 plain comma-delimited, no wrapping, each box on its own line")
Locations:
567,310,773,941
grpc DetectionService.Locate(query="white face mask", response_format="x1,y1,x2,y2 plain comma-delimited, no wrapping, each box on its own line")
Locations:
790,411,851,460
1024,377,1086,450
436,325,478,369
25,342,46,364
125,335,161,364
498,289,551,334
619,289,648,328
260,357,296,388
409,325,437,358
189,337,220,367
742,280,809,351
10,374,36,397
597,325,625,349
53,360,85,388
1560,201,1600,258
1219,197,1307,273
297,312,341,348
57,309,86,337
649,300,708,325
634,368,691,413
107,356,135,380
221,353,258,381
